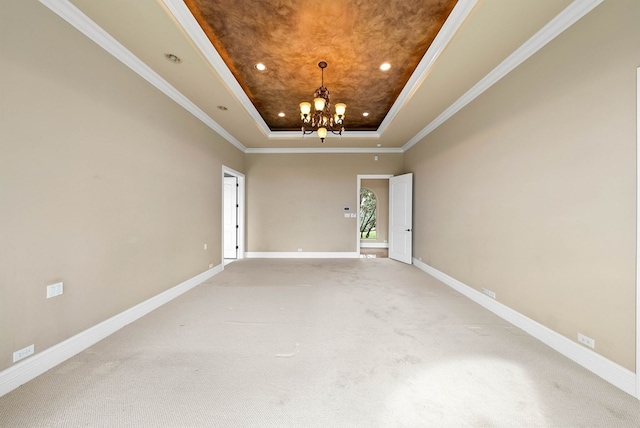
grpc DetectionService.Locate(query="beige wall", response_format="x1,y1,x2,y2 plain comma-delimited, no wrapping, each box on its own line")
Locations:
2,0,637,381
361,179,389,244
0,0,243,372
246,154,403,253
405,0,638,370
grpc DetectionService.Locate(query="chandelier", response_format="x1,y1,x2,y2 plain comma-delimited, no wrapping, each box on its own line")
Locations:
299,61,346,143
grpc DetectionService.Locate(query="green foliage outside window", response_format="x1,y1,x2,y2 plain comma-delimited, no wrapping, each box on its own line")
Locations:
360,188,377,239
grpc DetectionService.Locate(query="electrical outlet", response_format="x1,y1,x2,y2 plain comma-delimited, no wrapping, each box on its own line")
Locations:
209,263,214,269
204,243,207,250
46,282,63,299
13,344,34,363
297,248,302,252
577,333,595,349
481,288,496,299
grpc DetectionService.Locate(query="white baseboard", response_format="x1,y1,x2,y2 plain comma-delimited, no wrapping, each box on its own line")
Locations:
412,258,637,398
360,242,389,249
245,252,360,259
0,264,224,398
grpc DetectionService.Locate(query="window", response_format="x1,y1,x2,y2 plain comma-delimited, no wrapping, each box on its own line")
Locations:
360,188,377,239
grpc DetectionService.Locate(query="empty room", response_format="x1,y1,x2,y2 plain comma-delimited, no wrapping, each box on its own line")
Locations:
2,0,640,426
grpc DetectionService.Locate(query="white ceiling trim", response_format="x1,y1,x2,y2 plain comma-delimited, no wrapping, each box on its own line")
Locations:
245,147,403,154
268,130,381,140
161,0,271,137
39,0,248,153
38,0,603,156
376,0,478,135
401,0,604,152
163,0,478,141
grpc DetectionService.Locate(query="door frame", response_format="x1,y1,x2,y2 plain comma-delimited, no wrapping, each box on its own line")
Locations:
357,174,394,255
222,166,245,261
223,175,239,259
635,67,639,399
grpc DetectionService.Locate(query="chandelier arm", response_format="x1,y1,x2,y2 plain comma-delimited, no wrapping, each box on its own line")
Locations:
299,61,345,142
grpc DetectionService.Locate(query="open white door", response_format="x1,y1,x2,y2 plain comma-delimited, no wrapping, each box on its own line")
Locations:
389,173,413,264
223,176,238,259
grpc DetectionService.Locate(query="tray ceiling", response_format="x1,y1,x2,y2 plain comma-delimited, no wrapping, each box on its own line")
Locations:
184,0,457,132
48,0,595,150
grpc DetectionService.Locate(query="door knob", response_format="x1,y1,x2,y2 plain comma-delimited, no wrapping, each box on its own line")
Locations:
405,229,412,232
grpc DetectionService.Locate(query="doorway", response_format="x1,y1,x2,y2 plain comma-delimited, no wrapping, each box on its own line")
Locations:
357,174,413,263
222,166,245,264
357,175,393,258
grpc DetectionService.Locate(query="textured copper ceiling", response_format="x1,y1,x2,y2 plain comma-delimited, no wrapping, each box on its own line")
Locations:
184,0,457,132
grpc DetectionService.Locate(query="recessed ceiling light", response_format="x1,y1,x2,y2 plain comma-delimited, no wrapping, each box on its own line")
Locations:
217,105,228,111
164,53,182,64
255,63,266,71
379,62,391,71
362,112,369,117
278,112,285,117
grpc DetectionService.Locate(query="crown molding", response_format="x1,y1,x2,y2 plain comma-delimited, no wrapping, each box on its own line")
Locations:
245,147,403,154
161,0,272,138
39,0,248,153
377,0,478,135
40,0,603,155
268,130,381,140
163,0,477,141
402,0,604,152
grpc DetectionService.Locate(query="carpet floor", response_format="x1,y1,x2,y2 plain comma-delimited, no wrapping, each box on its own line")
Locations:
1,258,639,427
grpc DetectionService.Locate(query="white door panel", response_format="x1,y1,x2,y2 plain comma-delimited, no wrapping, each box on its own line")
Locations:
389,173,413,264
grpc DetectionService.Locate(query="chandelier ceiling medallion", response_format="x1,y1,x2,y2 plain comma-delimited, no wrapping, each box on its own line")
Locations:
299,61,346,143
